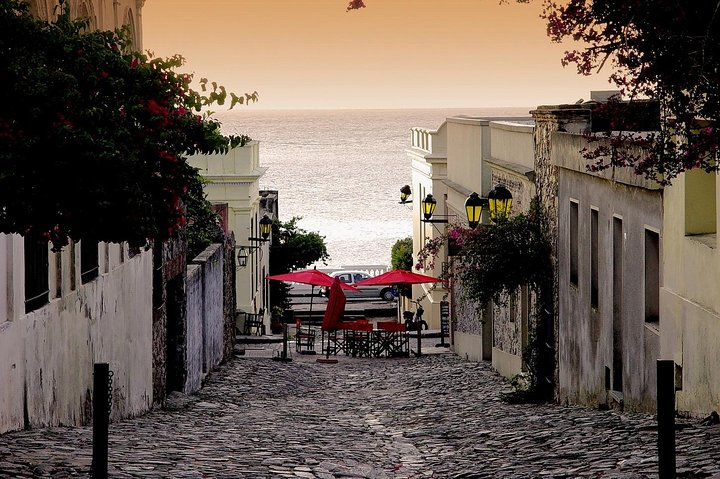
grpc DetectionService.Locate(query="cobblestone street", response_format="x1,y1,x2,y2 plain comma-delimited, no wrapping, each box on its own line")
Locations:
2,346,720,479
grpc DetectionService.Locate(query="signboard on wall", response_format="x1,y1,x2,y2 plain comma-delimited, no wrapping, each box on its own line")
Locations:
440,301,450,334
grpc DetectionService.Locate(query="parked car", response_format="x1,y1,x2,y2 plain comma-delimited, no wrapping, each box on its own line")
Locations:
321,271,396,301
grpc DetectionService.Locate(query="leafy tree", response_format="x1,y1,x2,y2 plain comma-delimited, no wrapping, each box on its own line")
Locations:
541,0,720,184
348,0,720,184
390,237,413,270
269,217,330,312
391,236,413,297
0,1,254,250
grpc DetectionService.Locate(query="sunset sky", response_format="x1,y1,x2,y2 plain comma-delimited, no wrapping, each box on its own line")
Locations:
142,0,612,110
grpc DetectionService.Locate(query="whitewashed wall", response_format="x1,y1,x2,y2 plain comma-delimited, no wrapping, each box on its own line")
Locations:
183,244,225,394
0,241,153,434
184,264,204,394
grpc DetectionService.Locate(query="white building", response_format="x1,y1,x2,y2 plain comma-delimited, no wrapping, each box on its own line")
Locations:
188,142,271,333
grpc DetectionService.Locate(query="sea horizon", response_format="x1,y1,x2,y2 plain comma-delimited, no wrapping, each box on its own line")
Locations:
214,107,533,268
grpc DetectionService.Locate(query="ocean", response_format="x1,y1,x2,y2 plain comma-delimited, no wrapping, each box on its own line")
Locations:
214,107,531,268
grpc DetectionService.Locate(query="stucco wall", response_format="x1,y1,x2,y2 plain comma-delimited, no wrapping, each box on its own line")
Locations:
0,250,153,434
661,172,720,416
556,157,662,412
193,245,224,373
184,264,204,393
183,244,225,394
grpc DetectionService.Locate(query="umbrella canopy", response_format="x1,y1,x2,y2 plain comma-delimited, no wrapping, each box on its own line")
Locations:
356,269,440,325
355,269,440,286
266,269,359,291
321,277,346,332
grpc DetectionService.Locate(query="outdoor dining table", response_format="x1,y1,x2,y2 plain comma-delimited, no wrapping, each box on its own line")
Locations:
322,320,409,358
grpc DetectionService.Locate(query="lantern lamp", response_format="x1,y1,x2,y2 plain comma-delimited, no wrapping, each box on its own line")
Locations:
237,246,249,268
400,185,412,204
487,184,513,221
259,214,273,239
421,194,437,221
464,192,486,229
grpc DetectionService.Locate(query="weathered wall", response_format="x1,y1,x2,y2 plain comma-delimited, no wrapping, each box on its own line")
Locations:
182,244,226,394
0,250,153,434
555,132,662,413
532,105,592,398
222,235,236,360
184,264,204,393
191,245,224,374
661,169,720,416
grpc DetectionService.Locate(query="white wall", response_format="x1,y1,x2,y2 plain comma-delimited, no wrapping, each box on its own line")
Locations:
0,240,153,434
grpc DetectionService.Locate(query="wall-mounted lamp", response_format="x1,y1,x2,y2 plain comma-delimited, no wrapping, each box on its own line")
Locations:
248,214,273,242
237,214,274,269
400,185,412,204
421,184,513,227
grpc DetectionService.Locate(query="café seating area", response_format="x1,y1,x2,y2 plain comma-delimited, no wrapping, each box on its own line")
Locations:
319,320,410,358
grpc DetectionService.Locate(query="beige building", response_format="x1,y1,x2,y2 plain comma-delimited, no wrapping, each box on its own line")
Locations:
188,142,271,333
662,167,720,416
407,116,534,379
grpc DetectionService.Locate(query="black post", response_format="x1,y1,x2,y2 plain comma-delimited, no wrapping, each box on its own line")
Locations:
92,363,109,479
657,359,676,479
282,323,288,360
415,326,422,357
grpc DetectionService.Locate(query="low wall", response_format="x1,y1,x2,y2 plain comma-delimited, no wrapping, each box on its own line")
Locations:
0,251,153,434
183,244,225,394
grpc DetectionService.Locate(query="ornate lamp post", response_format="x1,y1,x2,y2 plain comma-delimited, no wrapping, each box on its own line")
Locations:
400,185,412,204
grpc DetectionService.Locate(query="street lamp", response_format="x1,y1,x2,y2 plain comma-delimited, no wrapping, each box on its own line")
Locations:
464,192,487,229
237,214,274,269
487,184,513,221
421,185,513,227
400,185,412,204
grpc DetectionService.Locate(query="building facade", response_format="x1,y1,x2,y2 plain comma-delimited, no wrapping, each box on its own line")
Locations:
188,142,271,334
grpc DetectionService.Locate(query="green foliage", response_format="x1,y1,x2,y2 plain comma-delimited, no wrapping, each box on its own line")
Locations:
184,176,224,260
391,236,413,297
391,237,413,270
0,1,255,249
269,217,330,311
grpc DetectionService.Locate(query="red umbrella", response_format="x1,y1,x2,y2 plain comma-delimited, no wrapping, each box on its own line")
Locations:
356,269,440,344
266,269,360,290
355,269,440,286
266,268,358,325
321,277,347,331
321,277,347,359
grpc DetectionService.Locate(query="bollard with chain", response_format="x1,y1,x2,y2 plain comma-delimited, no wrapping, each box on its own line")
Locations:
92,363,113,479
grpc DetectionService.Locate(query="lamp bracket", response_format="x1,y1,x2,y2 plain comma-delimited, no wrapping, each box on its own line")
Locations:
236,244,261,252
248,237,269,243
421,218,449,223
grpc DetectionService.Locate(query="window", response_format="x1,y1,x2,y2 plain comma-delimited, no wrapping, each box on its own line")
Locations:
24,237,49,313
570,200,579,286
685,168,716,235
80,239,99,284
645,229,660,323
591,208,599,308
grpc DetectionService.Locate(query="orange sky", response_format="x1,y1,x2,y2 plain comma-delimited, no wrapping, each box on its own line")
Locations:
142,0,612,109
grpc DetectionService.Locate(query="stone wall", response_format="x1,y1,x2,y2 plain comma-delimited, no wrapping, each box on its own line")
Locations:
531,105,592,398
222,235,236,360
152,236,187,405
184,264,204,393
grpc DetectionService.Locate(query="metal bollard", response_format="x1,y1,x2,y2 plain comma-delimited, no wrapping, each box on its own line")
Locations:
92,363,111,479
657,359,676,479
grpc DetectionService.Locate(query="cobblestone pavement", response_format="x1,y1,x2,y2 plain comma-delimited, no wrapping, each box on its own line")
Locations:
2,344,720,479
